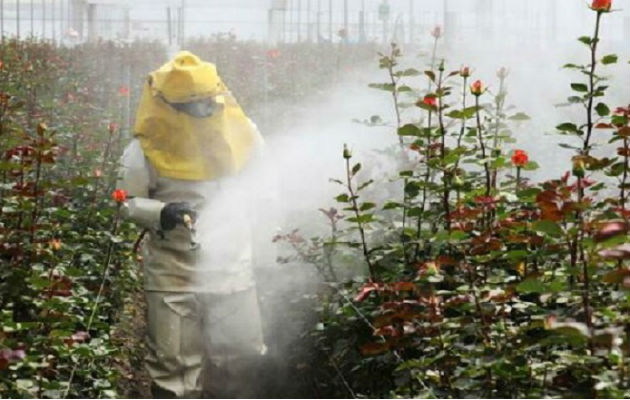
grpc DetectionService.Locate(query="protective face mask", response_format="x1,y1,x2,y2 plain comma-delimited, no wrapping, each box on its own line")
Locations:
169,98,218,118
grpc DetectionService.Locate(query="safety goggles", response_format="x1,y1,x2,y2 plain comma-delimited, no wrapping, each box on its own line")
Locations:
163,96,220,118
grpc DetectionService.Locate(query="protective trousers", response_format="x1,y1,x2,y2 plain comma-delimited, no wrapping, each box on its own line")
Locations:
145,288,266,398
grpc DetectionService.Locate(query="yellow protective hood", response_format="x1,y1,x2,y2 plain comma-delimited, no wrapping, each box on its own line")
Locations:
134,51,257,181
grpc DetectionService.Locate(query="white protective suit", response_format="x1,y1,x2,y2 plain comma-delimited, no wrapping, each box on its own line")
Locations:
116,51,268,398
118,139,267,398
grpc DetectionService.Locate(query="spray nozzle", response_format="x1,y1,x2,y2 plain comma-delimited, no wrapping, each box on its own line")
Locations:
183,213,194,230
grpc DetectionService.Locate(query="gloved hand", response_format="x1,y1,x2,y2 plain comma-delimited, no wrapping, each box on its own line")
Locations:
160,202,197,231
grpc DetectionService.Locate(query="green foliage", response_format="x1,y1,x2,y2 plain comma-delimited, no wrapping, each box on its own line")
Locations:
0,36,379,397
275,6,630,399
0,38,149,398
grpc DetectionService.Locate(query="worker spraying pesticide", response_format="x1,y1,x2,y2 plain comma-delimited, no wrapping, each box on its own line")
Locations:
116,51,267,398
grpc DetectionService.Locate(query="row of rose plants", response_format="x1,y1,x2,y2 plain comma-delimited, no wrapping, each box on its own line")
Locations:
0,35,376,397
275,1,629,397
0,37,143,398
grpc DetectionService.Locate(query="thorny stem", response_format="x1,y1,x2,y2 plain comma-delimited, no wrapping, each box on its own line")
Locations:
568,235,577,291
29,139,43,244
414,105,434,261
384,45,411,264
465,262,491,346
401,177,410,265
436,64,451,231
583,11,603,155
456,75,469,204
491,75,507,190
386,46,403,148
574,177,594,345
324,217,339,282
345,156,376,281
475,96,492,198
573,11,603,345
621,135,629,215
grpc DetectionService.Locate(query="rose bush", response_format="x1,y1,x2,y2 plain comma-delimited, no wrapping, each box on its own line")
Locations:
0,35,379,398
275,1,629,397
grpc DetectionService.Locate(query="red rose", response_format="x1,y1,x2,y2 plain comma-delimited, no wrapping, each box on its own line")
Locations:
511,149,529,167
591,0,611,11
423,96,437,107
111,189,128,203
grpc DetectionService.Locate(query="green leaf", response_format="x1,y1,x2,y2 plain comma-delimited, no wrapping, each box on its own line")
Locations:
595,102,610,116
398,124,422,137
383,201,402,210
570,83,588,92
516,278,546,294
359,202,376,211
404,181,421,198
352,163,362,176
347,214,375,224
556,122,579,133
548,321,590,345
508,112,531,121
449,230,469,241
533,220,563,237
612,115,628,127
407,206,424,217
607,162,626,177
368,83,395,92
601,54,618,65
446,110,462,119
505,250,528,261
424,70,436,82
578,36,592,46
335,194,350,203
397,68,420,77
446,106,478,120
357,179,374,191
522,161,540,171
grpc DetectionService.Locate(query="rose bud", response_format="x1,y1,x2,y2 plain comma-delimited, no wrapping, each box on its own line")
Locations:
591,0,612,12
511,149,529,167
470,80,484,96
111,189,128,203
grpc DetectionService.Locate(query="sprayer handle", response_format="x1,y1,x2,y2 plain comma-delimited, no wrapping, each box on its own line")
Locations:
160,202,197,231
